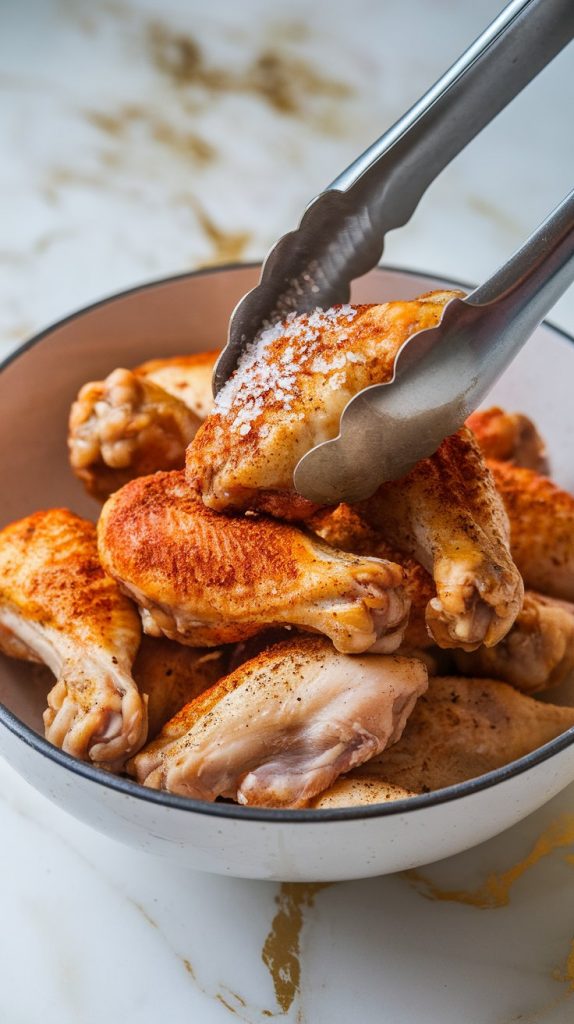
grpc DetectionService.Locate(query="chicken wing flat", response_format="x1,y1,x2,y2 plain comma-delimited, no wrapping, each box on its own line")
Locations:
69,368,201,501
186,290,461,519
357,428,523,650
129,635,428,807
134,637,229,739
453,591,574,694
489,460,574,601
97,471,410,654
467,406,549,474
0,509,147,767
311,675,574,807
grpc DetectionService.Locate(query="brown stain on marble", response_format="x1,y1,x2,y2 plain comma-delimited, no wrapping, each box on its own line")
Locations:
261,882,332,1014
188,201,251,266
552,938,574,991
146,21,353,122
182,958,195,978
405,814,574,909
41,166,120,204
85,105,216,166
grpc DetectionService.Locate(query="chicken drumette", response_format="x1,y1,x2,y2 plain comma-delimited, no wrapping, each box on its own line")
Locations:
68,351,219,500
97,470,410,654
0,509,147,767
352,428,523,651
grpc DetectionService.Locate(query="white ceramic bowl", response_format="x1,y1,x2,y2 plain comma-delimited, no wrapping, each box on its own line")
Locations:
1,264,574,882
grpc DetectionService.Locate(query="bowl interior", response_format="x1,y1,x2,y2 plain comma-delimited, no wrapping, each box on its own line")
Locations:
2,264,574,738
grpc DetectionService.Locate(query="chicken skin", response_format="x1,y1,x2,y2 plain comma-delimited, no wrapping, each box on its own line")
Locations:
467,407,549,474
0,509,147,767
134,637,229,739
69,352,219,501
97,471,410,654
129,635,428,807
453,592,574,694
311,675,574,807
490,461,574,601
356,428,523,650
186,290,461,519
136,351,218,419
312,502,574,692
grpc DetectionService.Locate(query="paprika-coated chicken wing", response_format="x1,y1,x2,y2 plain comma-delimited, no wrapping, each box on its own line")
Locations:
467,406,549,473
97,471,410,654
0,509,147,767
186,290,461,520
357,428,523,650
489,460,574,601
69,369,200,501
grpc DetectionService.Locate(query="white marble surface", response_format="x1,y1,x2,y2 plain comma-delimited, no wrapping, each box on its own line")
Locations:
1,1,574,1021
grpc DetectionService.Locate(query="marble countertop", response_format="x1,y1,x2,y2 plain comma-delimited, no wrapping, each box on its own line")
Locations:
1,1,574,1020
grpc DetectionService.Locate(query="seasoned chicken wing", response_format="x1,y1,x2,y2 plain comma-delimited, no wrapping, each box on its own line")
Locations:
136,351,218,419
186,290,461,519
0,509,147,767
313,502,574,692
134,637,229,739
129,635,428,807
311,675,574,807
357,428,523,650
453,591,574,694
97,471,410,654
467,406,549,473
310,503,435,649
69,368,201,500
490,461,574,600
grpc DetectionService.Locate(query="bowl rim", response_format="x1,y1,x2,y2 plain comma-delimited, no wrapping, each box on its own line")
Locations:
2,261,574,824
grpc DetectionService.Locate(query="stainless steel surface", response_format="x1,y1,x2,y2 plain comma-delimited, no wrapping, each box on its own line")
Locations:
214,0,574,392
294,188,574,504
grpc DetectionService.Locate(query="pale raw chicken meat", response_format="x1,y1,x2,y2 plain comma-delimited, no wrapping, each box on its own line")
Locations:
129,635,428,807
311,675,574,807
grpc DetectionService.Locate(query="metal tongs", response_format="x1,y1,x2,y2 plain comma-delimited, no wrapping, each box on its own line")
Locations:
214,0,574,505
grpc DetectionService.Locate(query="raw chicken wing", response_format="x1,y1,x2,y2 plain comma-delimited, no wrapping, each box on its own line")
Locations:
186,290,461,519
69,369,200,500
489,460,574,601
454,591,574,694
311,676,574,807
357,428,523,650
0,509,147,766
134,637,229,739
97,471,410,654
129,635,428,807
467,406,549,473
